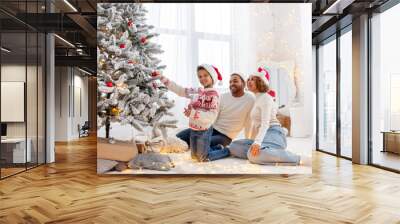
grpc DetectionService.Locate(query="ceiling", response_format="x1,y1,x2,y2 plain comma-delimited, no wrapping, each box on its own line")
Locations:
0,0,97,74
310,0,390,43
0,0,394,73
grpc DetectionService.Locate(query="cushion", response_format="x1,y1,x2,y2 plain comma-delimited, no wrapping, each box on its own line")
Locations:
97,159,118,174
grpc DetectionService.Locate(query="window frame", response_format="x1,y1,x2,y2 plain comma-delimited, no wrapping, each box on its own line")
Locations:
315,24,352,161
368,1,400,173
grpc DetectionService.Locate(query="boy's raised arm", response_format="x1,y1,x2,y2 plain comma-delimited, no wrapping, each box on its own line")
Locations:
159,75,198,98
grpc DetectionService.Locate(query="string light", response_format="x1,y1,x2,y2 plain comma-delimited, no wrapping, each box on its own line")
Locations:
107,148,308,174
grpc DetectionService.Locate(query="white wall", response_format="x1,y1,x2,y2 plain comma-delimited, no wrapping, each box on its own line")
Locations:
1,65,27,140
55,67,89,141
1,65,40,138
71,73,89,138
55,67,69,141
1,64,46,163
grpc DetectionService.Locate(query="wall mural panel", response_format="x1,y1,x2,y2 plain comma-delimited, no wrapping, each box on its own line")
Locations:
97,3,313,175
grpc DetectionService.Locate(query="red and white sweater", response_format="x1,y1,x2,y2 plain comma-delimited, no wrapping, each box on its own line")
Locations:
160,76,219,131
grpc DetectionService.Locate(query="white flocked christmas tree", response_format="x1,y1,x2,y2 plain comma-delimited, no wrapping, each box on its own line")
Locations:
97,3,177,140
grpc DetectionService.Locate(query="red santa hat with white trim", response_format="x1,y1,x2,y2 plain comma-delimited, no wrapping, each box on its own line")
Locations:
253,67,277,99
198,64,223,85
252,67,270,86
267,89,277,100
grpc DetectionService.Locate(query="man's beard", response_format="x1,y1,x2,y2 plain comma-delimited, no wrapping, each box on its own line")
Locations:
230,85,239,93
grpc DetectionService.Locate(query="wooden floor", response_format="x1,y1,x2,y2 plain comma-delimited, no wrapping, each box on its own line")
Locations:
373,151,400,171
1,167,26,178
1,136,400,224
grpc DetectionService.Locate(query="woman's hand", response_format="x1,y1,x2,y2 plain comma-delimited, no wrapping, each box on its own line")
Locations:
250,143,260,157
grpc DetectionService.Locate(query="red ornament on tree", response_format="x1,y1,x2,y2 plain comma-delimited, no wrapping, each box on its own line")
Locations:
119,43,125,49
128,20,133,27
106,81,113,87
140,36,147,44
151,71,160,77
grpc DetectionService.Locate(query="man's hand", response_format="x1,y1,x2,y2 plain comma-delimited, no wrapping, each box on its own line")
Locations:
250,143,260,157
184,107,191,117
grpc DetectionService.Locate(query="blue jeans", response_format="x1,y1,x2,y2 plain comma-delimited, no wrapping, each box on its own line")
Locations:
177,128,232,147
180,127,231,162
228,125,300,165
208,144,230,161
189,128,212,162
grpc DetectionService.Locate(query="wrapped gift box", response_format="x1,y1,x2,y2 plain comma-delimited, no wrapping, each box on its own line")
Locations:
97,137,138,162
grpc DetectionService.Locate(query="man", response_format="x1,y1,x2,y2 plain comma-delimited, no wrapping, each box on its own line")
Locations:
176,73,255,148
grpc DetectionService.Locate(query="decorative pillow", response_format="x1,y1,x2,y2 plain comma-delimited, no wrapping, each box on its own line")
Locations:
128,153,174,171
97,159,118,174
159,136,189,153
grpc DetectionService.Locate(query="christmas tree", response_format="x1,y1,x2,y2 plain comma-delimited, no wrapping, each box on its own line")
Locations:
97,3,177,140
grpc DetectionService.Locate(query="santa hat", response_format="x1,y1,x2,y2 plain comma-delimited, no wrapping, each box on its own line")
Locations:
267,89,276,100
198,64,223,85
252,67,270,86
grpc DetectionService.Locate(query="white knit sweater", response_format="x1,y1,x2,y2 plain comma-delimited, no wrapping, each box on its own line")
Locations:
248,93,280,145
160,76,219,131
213,92,255,139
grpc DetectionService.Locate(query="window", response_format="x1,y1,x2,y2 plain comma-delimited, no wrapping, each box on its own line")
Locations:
370,3,400,171
317,37,337,154
340,29,352,158
145,3,232,89
316,26,353,159
389,74,400,130
198,39,230,81
194,4,231,35
0,1,47,179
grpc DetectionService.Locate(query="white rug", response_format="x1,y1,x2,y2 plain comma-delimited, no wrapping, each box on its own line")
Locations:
106,137,313,175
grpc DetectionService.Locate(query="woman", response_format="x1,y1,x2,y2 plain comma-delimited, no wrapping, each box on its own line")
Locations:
228,67,300,165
